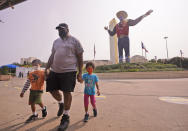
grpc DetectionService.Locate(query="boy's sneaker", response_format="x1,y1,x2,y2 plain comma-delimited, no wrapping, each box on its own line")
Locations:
26,114,38,123
57,103,64,116
58,114,70,131
84,114,89,122
42,106,47,117
93,109,97,117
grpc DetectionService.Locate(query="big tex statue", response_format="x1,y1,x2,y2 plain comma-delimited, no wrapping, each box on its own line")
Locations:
105,10,153,63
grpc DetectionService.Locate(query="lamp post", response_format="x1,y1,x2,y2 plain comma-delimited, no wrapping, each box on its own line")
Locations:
164,36,168,59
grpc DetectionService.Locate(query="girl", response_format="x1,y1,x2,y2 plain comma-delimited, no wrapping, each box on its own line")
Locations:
81,62,100,122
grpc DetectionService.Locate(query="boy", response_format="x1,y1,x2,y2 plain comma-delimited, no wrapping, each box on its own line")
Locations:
20,59,47,122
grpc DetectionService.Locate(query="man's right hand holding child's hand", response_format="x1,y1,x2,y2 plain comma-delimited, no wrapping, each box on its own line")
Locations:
44,69,50,80
20,93,24,98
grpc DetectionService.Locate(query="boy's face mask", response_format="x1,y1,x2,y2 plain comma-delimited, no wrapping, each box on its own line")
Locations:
32,66,40,70
87,67,93,74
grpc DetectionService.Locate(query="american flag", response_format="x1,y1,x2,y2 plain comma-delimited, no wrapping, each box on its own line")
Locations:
180,50,183,55
141,42,148,52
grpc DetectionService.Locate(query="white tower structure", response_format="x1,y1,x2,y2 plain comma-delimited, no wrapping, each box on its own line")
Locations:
109,18,119,64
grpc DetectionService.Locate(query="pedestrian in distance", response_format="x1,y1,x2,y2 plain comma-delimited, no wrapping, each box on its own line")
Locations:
19,72,21,78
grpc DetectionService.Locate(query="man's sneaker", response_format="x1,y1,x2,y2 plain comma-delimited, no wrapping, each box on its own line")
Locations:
57,103,64,116
83,114,89,122
58,114,70,131
25,114,38,123
42,106,47,117
93,109,97,117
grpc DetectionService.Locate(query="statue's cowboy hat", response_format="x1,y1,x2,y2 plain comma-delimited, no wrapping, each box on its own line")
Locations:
116,11,128,19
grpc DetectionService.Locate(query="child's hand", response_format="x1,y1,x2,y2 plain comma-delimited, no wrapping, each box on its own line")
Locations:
80,79,83,84
20,93,24,98
44,69,50,80
97,90,100,96
77,72,83,83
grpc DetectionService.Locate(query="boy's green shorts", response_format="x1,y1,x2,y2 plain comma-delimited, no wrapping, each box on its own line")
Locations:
29,90,43,105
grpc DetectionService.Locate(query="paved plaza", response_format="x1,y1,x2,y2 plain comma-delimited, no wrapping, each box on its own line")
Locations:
0,72,188,131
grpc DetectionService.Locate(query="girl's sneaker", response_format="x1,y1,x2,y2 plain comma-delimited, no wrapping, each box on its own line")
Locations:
84,114,89,122
93,109,97,117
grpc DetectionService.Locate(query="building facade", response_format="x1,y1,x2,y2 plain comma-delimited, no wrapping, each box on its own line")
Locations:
20,57,37,65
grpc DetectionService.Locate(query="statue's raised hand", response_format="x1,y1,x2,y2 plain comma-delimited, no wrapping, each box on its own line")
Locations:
145,10,153,16
104,26,108,30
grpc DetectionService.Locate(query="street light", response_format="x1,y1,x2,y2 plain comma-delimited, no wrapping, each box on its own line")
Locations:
164,36,168,59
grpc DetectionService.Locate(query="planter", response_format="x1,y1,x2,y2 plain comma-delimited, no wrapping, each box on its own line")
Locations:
0,75,11,81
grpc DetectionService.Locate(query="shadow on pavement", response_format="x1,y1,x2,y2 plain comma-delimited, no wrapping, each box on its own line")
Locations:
49,116,94,131
0,121,25,131
25,117,58,131
0,117,58,131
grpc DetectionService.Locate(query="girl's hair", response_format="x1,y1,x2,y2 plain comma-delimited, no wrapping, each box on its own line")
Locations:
86,62,95,69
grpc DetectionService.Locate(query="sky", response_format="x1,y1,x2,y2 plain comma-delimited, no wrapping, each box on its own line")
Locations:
0,0,188,66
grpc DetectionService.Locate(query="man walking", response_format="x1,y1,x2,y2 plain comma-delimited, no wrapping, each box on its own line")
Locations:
45,23,84,131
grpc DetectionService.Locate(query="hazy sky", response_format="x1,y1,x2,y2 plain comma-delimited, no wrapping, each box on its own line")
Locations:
0,0,188,66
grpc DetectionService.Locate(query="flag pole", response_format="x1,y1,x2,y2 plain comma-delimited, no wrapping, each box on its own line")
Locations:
93,43,96,62
180,50,183,68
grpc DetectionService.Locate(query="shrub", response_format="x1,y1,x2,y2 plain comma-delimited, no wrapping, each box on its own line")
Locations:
168,57,188,69
0,66,9,75
95,62,181,73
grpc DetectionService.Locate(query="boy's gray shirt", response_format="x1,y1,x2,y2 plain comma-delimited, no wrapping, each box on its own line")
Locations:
51,35,84,73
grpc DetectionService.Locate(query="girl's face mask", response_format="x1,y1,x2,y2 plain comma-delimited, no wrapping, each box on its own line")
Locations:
87,67,93,74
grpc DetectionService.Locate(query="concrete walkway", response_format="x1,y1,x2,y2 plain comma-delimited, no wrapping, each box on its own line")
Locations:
0,73,188,131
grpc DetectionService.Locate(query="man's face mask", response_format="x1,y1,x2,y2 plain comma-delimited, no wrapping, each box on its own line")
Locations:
58,28,68,38
87,67,93,74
